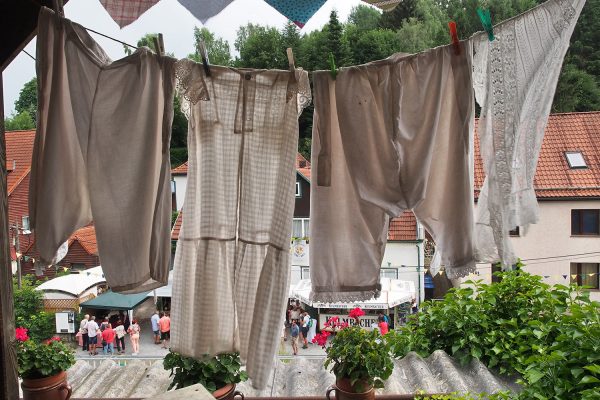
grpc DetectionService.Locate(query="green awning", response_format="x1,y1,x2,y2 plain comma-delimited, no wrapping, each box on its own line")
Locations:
80,290,150,311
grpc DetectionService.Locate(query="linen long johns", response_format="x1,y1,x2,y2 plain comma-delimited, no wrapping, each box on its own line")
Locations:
310,43,475,302
472,0,586,267
170,59,311,389
30,7,175,293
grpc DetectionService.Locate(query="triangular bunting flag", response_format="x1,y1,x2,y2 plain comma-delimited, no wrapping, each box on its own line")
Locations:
572,274,578,279
361,0,403,11
100,0,161,28
264,0,328,28
543,275,550,279
562,275,568,279
588,273,596,277
178,0,235,24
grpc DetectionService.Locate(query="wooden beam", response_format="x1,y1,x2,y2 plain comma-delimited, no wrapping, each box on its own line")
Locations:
0,72,19,399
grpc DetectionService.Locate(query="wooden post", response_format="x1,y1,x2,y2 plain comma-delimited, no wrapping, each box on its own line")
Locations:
0,71,19,399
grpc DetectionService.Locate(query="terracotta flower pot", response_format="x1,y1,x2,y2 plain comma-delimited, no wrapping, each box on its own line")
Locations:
21,371,72,400
212,383,244,400
326,378,375,400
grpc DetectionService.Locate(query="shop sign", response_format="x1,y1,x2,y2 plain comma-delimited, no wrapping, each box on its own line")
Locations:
319,314,380,330
291,240,309,266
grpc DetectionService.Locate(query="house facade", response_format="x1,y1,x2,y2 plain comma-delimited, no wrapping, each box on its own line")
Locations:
471,112,600,301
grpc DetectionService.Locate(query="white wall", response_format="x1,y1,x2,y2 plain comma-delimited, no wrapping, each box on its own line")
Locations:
173,175,188,211
472,200,600,301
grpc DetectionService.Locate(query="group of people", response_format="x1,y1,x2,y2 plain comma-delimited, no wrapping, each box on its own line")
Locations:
150,310,171,349
79,314,141,356
285,302,313,356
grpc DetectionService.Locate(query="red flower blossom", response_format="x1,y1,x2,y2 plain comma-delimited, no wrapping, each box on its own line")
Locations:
45,337,62,345
312,331,330,347
15,327,29,342
348,307,365,319
339,322,349,329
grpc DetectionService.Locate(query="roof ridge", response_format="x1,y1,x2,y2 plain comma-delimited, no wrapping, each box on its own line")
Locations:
7,166,30,196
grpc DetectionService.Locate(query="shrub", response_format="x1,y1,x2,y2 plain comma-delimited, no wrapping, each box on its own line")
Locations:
386,270,600,399
13,275,55,341
16,328,75,379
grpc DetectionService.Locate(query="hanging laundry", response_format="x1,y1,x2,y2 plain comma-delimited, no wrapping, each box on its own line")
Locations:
264,0,327,28
472,0,586,268
31,7,175,293
310,43,476,302
99,0,160,28
170,59,311,388
360,0,403,11
177,0,234,24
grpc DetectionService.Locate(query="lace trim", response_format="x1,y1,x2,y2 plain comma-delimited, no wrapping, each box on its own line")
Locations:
310,288,382,304
174,59,210,120
285,69,311,117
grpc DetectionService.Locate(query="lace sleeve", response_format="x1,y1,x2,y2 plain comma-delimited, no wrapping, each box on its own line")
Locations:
296,69,311,116
174,58,210,120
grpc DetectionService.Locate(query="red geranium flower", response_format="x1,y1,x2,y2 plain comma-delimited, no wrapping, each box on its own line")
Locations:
15,327,29,342
312,331,330,347
45,337,62,345
348,307,365,319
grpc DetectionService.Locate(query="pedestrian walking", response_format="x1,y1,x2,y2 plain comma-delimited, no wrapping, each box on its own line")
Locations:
102,323,115,355
79,314,89,351
290,320,299,355
378,315,389,335
151,310,161,344
114,320,126,354
301,311,310,349
158,311,171,349
86,316,99,356
128,319,141,355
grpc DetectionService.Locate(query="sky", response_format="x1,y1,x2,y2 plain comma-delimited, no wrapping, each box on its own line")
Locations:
3,0,365,116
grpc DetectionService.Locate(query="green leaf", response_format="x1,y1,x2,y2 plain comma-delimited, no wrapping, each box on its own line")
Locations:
579,375,600,384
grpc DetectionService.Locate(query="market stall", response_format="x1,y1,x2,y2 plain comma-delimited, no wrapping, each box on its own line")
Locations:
35,266,106,312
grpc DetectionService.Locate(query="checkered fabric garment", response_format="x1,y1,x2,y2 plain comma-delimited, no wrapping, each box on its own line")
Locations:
99,0,160,28
171,59,310,389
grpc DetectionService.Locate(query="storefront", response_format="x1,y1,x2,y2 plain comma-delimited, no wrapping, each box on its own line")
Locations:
291,278,416,330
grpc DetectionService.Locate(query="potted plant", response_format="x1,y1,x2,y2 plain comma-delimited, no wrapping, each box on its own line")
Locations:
163,351,248,399
313,308,394,400
16,327,75,400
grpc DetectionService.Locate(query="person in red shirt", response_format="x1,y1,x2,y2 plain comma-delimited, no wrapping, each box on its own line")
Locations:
378,316,389,335
102,323,116,355
158,311,171,349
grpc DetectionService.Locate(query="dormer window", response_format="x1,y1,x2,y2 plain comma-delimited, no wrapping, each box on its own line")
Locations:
565,151,587,169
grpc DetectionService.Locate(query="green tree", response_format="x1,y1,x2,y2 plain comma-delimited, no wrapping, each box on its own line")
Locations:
345,26,401,64
123,33,161,55
4,111,35,131
190,27,232,66
235,23,287,69
379,0,417,30
347,5,382,31
15,78,37,121
325,10,350,67
13,276,55,342
552,64,600,112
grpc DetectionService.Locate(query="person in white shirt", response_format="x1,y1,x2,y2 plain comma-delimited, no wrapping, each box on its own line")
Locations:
114,320,126,354
79,314,89,351
151,311,160,344
86,316,99,356
301,311,310,349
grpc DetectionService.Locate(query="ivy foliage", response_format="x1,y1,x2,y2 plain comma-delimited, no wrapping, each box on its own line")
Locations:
387,270,600,400
325,325,394,390
163,351,248,392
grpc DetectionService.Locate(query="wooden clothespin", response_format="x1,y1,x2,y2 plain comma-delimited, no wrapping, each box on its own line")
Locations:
448,21,461,55
152,33,164,56
477,8,495,41
198,40,211,77
328,52,337,80
287,48,297,83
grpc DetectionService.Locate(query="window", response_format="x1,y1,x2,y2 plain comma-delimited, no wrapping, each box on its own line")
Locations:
565,151,587,169
295,181,301,197
292,218,310,239
571,209,600,235
570,263,599,289
301,267,311,280
21,216,30,231
509,226,520,236
171,179,176,194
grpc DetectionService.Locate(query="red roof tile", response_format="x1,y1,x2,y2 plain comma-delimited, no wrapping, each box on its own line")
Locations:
474,112,600,199
69,225,98,255
5,130,35,195
296,153,311,181
171,161,188,175
171,211,182,240
388,211,417,241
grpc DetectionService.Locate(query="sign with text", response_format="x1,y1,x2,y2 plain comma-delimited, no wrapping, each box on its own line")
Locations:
291,241,309,266
318,314,380,330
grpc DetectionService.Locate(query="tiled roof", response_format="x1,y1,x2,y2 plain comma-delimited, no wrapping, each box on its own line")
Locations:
388,211,417,241
5,130,35,195
474,112,600,199
69,225,99,255
171,161,188,175
296,153,311,181
171,211,182,240
61,351,518,398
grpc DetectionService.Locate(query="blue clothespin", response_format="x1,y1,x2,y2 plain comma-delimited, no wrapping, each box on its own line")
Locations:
328,52,337,80
477,8,495,41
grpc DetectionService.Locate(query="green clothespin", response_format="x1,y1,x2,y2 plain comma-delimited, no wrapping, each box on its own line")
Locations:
328,52,338,80
477,8,495,41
